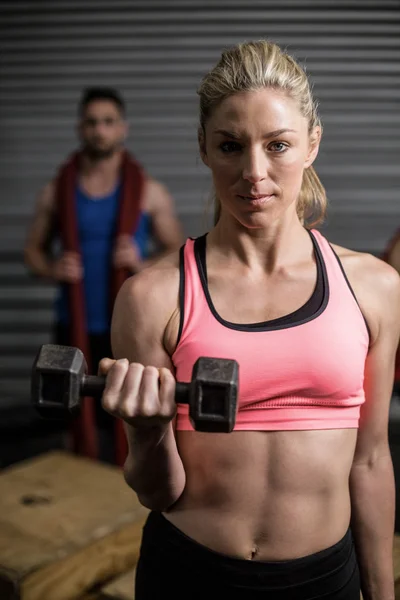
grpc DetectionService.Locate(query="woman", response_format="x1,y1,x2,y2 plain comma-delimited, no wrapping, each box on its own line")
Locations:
382,230,400,396
100,41,400,599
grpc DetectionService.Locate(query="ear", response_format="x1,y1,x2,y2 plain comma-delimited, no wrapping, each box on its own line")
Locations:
304,125,321,169
198,127,209,167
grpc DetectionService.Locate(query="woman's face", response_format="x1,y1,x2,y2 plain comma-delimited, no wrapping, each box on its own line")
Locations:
200,88,321,229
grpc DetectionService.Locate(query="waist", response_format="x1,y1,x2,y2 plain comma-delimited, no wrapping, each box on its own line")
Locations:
142,511,358,597
169,429,357,559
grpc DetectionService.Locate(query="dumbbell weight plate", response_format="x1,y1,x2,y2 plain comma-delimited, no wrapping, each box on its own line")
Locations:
31,344,87,419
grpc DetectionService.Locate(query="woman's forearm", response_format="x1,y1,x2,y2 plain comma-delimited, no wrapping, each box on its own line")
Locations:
123,422,186,511
349,454,395,600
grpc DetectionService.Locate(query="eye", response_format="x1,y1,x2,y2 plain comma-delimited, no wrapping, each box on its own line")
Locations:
219,141,242,153
269,142,288,153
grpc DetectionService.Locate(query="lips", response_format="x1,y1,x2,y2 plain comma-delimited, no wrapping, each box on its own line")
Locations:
239,194,274,200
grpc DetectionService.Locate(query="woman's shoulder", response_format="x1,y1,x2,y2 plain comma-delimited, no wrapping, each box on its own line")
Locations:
329,241,400,343
121,248,181,309
111,248,183,356
330,242,399,290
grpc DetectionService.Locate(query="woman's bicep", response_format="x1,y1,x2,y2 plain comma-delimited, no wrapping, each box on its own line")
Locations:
111,272,180,440
110,272,175,371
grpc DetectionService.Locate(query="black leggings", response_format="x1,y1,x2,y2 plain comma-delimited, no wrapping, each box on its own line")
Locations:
135,511,360,599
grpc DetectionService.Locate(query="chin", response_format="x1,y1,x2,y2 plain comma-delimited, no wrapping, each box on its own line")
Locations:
231,212,270,230
236,205,289,230
86,146,116,159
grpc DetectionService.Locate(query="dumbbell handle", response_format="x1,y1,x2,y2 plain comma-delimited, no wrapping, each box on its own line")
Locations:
81,374,189,404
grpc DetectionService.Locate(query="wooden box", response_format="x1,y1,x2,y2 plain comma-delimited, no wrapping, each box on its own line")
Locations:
98,568,136,599
0,451,148,600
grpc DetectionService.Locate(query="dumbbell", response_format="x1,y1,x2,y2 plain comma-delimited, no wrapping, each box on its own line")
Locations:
31,344,239,433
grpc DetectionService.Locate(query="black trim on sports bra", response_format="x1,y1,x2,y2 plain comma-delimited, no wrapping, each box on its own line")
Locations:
175,244,186,346
328,243,371,343
193,230,329,332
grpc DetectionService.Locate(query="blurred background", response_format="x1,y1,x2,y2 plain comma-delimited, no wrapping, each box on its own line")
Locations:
0,0,399,469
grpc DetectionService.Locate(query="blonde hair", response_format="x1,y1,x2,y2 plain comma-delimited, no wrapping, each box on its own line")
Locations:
197,40,327,228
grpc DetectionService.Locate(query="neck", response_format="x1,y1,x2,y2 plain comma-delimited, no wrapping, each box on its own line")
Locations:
80,148,124,177
209,209,312,272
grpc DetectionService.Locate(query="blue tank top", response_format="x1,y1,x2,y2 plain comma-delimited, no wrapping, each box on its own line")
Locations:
55,181,150,332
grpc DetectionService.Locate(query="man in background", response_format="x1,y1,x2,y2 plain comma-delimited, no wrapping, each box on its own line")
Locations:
24,87,184,465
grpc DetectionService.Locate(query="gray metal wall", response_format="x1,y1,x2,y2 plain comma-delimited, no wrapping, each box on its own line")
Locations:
1,0,399,418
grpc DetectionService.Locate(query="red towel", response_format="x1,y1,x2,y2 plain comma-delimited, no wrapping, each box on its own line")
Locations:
54,149,145,465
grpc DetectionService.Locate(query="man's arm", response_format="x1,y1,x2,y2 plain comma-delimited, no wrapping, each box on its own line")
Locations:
24,181,57,279
143,179,184,265
24,180,83,283
348,257,400,600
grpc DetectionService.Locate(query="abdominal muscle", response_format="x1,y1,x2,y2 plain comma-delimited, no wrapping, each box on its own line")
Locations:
162,428,358,561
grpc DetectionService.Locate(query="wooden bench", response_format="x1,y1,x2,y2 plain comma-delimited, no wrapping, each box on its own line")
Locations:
97,568,136,599
0,451,148,600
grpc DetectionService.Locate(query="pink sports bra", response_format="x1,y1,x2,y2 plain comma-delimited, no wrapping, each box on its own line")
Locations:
172,229,369,431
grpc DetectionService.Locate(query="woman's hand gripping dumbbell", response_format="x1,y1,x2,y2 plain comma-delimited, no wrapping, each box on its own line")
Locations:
31,344,239,433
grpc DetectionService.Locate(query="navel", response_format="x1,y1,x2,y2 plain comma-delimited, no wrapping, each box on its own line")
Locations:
248,545,259,560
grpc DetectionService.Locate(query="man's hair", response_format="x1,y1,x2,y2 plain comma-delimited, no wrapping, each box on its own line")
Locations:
79,87,126,117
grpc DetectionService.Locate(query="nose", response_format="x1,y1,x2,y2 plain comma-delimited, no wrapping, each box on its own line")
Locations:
94,121,108,136
242,148,267,184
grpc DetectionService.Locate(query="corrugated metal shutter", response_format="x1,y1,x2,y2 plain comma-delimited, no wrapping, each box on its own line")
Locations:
1,0,399,419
